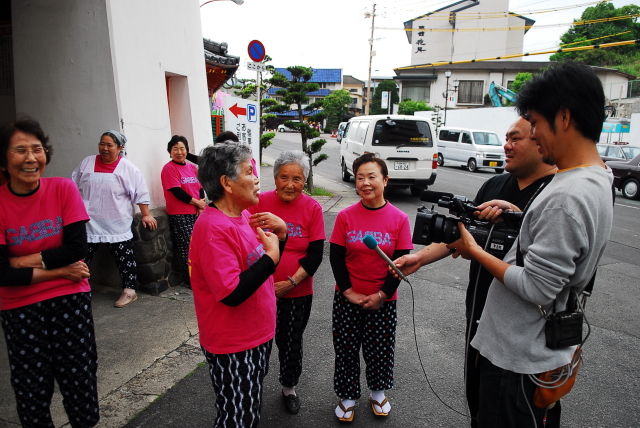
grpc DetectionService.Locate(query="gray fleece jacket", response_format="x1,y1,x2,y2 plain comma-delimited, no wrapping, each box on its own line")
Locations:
471,165,613,374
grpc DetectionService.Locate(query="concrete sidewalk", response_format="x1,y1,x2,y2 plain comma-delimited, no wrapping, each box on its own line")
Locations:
0,158,356,428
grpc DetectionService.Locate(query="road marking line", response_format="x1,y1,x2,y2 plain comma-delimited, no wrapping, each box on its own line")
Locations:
615,202,640,210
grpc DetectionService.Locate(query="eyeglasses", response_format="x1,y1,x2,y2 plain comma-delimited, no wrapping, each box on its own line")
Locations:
10,146,48,156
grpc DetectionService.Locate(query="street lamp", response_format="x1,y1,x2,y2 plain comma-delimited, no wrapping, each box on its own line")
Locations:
442,70,459,126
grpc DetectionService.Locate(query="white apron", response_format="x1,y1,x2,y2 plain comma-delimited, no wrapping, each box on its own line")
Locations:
72,156,150,243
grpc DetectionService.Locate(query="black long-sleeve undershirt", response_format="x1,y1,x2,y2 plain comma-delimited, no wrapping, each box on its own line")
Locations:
330,242,409,297
186,152,199,164
0,220,88,286
220,236,287,307
298,239,324,277
168,187,193,204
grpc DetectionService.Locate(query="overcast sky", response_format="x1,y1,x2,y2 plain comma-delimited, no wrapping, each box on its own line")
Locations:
200,0,636,81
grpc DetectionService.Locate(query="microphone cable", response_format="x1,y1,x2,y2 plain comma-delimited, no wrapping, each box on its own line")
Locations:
402,274,472,420
401,223,497,423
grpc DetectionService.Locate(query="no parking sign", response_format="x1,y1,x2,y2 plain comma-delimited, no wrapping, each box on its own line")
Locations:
247,40,266,62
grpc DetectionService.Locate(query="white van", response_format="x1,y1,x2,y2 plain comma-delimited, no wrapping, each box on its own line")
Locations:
437,127,505,173
339,115,438,196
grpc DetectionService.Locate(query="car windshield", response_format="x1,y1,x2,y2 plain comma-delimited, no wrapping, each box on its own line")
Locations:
622,146,640,159
472,132,501,146
372,120,432,147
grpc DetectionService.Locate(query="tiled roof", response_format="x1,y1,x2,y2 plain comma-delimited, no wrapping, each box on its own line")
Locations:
274,68,342,83
267,88,331,96
278,109,321,117
344,75,365,85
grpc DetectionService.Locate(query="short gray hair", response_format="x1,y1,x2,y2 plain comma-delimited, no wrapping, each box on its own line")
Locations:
273,150,309,181
198,143,253,201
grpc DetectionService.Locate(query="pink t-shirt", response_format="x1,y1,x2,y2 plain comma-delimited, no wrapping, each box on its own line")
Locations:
161,161,201,215
189,206,276,354
247,190,325,298
0,177,91,310
94,154,121,173
329,201,413,301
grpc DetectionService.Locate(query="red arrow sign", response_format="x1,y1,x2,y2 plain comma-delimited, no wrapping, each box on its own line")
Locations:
229,103,246,118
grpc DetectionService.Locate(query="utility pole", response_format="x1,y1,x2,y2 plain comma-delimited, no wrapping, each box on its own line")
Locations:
365,3,376,115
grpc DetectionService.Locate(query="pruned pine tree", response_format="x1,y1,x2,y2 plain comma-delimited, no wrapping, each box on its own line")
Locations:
266,66,328,193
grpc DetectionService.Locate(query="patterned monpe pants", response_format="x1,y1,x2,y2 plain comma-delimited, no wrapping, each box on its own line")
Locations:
332,290,398,400
0,292,100,428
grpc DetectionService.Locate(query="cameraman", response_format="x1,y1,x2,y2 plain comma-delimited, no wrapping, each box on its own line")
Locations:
447,62,613,427
392,117,556,426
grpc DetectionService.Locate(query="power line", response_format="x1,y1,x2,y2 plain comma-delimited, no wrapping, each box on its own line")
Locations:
395,38,640,69
378,13,640,32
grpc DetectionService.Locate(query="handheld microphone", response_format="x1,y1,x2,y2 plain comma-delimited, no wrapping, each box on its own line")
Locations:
362,235,406,280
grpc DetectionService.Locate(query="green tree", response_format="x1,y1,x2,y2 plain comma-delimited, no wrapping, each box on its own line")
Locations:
370,80,399,115
267,66,328,193
320,89,352,131
510,72,533,94
398,99,432,115
550,3,640,76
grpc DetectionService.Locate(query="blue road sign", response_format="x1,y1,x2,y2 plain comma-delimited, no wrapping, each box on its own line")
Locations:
247,104,257,123
248,40,266,62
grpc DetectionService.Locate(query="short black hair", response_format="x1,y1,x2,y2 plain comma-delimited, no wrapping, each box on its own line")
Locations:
216,131,239,144
167,135,190,153
514,62,605,142
0,118,53,179
352,152,388,178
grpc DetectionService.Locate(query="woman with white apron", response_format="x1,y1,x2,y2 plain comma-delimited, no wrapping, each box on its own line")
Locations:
72,130,157,307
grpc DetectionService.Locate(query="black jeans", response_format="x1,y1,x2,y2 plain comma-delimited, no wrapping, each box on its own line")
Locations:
477,355,561,428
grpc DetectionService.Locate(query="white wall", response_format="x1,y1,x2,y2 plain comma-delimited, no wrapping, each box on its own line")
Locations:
12,0,120,178
106,0,213,208
410,0,525,65
416,106,520,137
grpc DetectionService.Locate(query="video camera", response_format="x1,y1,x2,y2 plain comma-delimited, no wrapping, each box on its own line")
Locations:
412,191,522,260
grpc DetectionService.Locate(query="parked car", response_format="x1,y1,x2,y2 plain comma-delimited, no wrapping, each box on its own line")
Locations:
336,121,348,143
277,120,300,132
607,153,640,200
437,127,505,173
339,115,438,196
597,143,640,163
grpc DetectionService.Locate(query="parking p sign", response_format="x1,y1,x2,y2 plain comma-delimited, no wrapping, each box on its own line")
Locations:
247,104,257,123
224,95,261,178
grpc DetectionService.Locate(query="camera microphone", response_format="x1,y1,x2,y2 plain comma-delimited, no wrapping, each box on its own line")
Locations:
420,190,455,203
362,235,406,280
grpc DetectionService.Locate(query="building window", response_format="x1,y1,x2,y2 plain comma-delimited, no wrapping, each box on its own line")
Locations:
506,80,514,91
351,97,358,106
458,81,484,104
349,88,358,93
402,82,431,103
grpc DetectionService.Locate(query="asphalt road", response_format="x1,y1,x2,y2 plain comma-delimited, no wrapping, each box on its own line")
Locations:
128,132,640,428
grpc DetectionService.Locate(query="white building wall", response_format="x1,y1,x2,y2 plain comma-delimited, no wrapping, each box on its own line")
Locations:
416,106,520,136
106,0,212,208
11,0,120,178
596,72,629,101
410,0,526,65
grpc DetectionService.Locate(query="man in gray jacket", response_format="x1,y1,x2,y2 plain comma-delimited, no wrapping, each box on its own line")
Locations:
448,62,614,427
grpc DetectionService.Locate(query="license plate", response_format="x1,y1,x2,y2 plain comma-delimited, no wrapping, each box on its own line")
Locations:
395,162,409,170
489,161,498,167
